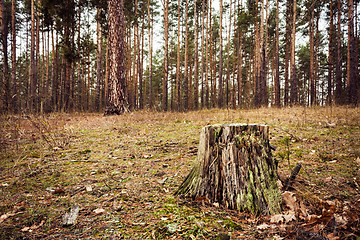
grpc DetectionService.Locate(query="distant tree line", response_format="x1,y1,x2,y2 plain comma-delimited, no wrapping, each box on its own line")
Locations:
0,0,359,114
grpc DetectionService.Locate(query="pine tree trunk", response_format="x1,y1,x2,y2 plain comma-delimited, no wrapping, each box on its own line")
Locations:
200,0,205,109
51,26,58,111
29,0,36,112
162,0,169,111
309,9,315,106
284,0,291,106
176,124,282,215
148,0,153,109
95,7,103,112
274,0,280,107
35,0,40,111
225,0,232,108
139,14,144,109
105,0,129,115
194,0,199,110
290,0,297,105
183,0,189,111
231,0,236,109
347,0,358,105
218,0,223,108
328,0,334,105
335,0,343,105
11,0,17,113
176,0,181,111
205,0,210,109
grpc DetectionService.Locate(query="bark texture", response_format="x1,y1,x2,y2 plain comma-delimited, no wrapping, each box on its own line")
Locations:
176,124,282,215
105,0,128,115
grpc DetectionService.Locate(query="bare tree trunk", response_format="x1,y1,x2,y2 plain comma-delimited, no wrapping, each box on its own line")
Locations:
162,0,169,111
28,0,36,112
176,124,282,216
200,0,205,109
148,0,153,109
347,0,358,105
10,0,17,112
218,0,223,108
328,0,334,105
284,0,291,106
290,0,297,105
77,8,82,111
231,0,237,109
183,0,189,111
209,0,215,108
225,0,232,108
35,0,40,111
309,8,315,106
105,0,129,115
176,0,181,111
314,13,320,105
139,13,144,109
104,36,109,108
50,26,58,111
205,0,210,109
194,0,199,110
95,7,103,112
335,0,343,105
274,0,280,107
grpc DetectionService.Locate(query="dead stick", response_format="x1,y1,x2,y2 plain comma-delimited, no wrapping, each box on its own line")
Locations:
283,163,302,191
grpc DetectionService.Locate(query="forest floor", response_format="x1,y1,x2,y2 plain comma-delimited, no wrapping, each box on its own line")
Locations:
0,107,360,240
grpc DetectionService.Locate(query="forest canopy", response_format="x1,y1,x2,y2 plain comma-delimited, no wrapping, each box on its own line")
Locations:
0,0,359,114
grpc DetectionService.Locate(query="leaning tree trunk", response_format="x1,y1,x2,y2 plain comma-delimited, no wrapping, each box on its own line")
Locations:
176,124,282,215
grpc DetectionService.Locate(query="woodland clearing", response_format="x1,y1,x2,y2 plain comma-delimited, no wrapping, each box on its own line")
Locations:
0,107,359,239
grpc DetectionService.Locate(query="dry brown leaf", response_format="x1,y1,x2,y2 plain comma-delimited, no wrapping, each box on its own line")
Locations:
334,214,348,229
282,191,297,212
298,201,308,220
326,233,340,240
270,212,296,223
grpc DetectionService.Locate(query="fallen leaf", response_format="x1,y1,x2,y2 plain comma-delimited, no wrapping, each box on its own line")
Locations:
326,233,340,240
298,201,308,220
334,214,348,229
93,208,106,215
257,223,270,230
282,191,297,211
270,213,296,223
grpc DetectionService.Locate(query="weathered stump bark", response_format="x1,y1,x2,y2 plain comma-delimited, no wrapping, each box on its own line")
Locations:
176,124,282,215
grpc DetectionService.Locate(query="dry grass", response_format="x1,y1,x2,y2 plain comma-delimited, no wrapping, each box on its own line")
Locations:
0,106,359,239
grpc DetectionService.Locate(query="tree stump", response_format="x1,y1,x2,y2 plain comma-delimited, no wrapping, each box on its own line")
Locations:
176,124,282,215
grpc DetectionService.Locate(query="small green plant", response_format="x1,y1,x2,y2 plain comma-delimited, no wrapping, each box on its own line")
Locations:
79,149,91,154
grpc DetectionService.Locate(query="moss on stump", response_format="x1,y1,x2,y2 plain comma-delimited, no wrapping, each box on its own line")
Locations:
176,124,282,215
